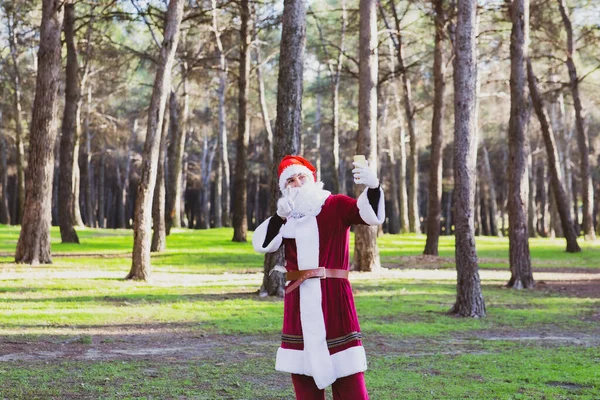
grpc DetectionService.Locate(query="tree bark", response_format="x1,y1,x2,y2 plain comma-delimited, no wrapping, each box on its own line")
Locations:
527,140,538,238
314,76,322,182
506,0,534,289
117,120,136,229
556,0,594,240
385,38,409,233
7,8,26,225
200,130,217,229
260,0,306,296
97,152,106,228
0,112,10,225
128,0,184,281
330,0,347,194
165,90,185,234
385,122,400,234
232,0,251,242
58,1,80,244
211,0,231,228
480,145,499,236
386,2,420,234
444,188,453,235
151,107,169,252
450,0,485,317
15,0,64,264
82,85,95,227
354,0,380,272
424,0,446,255
527,60,581,252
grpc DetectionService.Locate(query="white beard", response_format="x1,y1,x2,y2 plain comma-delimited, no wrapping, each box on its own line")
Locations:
285,181,331,218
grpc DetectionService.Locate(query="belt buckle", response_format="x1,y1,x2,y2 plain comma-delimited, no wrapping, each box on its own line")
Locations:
317,267,326,279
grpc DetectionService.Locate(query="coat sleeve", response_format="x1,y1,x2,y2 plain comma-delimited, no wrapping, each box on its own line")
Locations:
336,186,385,227
252,216,285,253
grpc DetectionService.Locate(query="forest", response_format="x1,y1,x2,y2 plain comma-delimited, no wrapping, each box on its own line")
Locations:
0,0,598,303
0,0,599,397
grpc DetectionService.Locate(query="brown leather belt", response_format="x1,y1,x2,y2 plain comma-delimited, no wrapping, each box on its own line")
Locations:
285,267,349,294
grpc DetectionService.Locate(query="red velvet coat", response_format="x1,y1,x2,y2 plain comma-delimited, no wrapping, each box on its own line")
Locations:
252,187,385,389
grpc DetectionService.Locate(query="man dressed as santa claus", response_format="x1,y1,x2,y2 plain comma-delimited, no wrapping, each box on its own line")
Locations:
252,155,384,400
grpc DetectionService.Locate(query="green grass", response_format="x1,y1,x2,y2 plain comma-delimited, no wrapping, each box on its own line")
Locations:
0,225,599,399
1,224,599,273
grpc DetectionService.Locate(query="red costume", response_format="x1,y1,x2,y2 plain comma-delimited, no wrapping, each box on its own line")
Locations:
253,156,384,399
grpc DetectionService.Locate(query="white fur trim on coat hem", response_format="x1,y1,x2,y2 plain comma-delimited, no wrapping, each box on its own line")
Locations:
252,217,283,253
275,346,368,385
356,186,385,225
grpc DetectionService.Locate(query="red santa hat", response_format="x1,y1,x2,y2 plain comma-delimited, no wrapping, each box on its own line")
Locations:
278,155,317,191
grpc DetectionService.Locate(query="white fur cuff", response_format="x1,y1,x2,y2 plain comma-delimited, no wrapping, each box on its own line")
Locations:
252,217,283,253
356,186,385,225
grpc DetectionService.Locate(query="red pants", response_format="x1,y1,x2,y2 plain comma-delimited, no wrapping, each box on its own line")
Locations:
291,372,369,400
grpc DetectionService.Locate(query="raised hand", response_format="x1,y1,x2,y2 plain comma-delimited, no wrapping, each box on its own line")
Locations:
352,160,380,189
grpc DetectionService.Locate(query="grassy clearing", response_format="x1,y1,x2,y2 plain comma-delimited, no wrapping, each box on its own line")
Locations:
1,224,599,273
0,225,599,398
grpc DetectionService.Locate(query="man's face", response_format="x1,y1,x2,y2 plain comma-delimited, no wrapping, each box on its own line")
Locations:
285,173,309,188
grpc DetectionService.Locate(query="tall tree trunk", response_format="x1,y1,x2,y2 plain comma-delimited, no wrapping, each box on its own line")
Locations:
255,47,273,169
330,0,347,194
117,120,136,229
354,0,380,272
58,1,80,244
506,0,533,289
72,137,84,227
527,141,538,237
385,125,400,234
254,40,275,217
550,181,563,237
444,188,453,235
15,0,64,264
7,9,26,225
180,143,189,228
314,75,322,181
52,147,59,225
199,131,217,229
424,0,446,255
385,37,409,233
212,0,231,228
128,0,184,281
386,2,420,234
556,0,594,240
480,145,499,236
151,107,169,252
260,0,306,297
82,85,95,227
473,178,482,236
97,153,106,228
72,10,93,229
527,60,581,252
165,92,182,234
0,112,10,225
538,159,549,236
450,0,485,317
232,0,251,242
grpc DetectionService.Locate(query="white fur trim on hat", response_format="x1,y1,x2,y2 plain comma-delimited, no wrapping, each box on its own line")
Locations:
278,164,314,192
